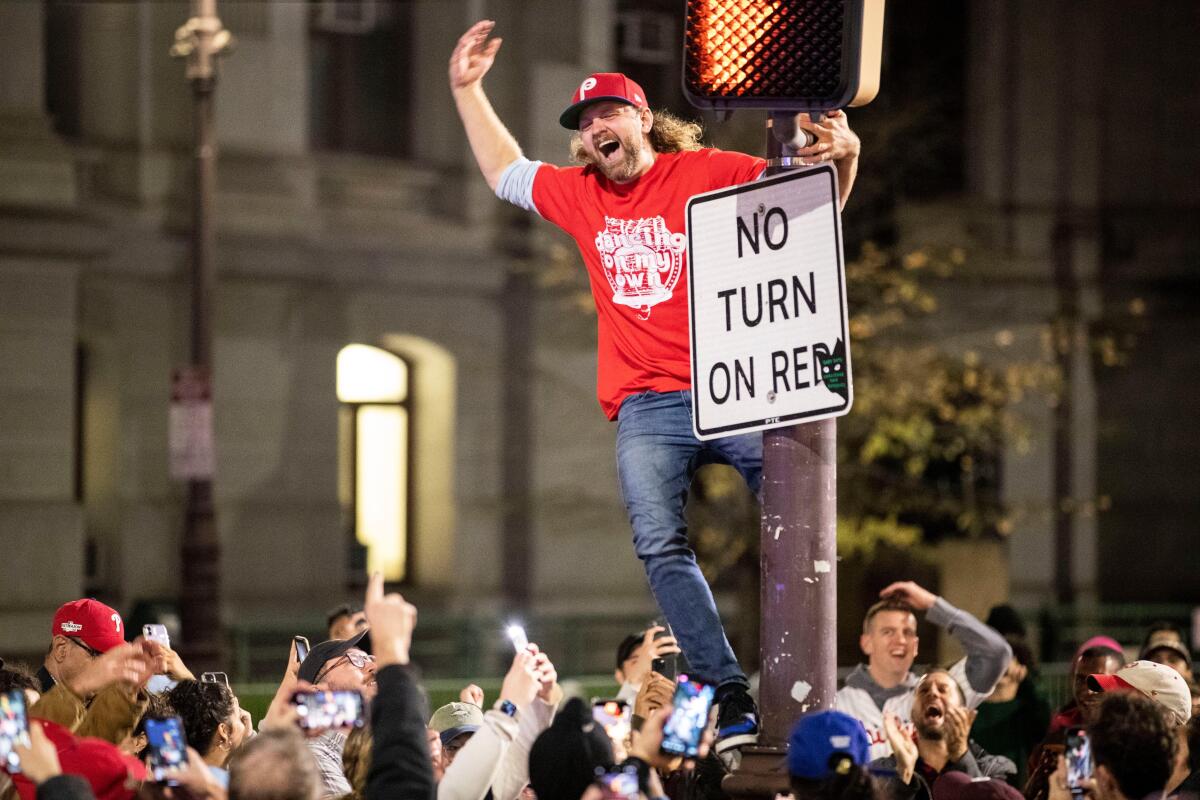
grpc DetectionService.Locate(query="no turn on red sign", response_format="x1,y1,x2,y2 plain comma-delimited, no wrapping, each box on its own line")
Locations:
686,165,852,440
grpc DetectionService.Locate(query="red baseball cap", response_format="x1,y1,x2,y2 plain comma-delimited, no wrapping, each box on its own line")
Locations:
559,72,649,130
51,599,126,653
9,720,147,800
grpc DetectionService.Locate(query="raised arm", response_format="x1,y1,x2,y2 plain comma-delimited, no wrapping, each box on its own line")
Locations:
791,110,860,211
881,581,1012,699
449,20,523,190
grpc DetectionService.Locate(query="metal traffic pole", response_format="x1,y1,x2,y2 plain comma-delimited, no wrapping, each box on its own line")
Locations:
170,0,231,670
725,113,839,798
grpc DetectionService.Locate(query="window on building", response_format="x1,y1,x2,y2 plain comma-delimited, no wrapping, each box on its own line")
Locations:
309,1,414,156
337,343,410,582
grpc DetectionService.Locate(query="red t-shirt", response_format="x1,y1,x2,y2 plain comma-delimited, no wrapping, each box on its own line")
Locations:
532,148,765,419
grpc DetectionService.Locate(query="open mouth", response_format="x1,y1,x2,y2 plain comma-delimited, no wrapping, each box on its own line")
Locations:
923,705,944,722
598,139,621,159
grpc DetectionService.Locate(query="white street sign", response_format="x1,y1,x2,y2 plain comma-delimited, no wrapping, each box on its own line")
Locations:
686,165,852,440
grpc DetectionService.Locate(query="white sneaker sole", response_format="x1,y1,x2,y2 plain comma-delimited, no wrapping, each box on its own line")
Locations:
714,731,759,753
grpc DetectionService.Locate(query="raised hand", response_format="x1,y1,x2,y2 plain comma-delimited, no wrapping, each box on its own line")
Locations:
633,672,675,721
68,642,153,699
530,648,559,704
943,705,977,761
878,581,937,611
459,683,485,707
882,712,917,784
624,625,681,687
363,572,417,667
13,721,61,785
793,110,861,165
449,20,503,91
498,650,541,709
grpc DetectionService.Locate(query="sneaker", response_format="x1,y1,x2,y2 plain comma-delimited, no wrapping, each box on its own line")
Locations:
714,687,759,753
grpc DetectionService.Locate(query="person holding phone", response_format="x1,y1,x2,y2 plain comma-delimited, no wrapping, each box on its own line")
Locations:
296,632,377,798
448,19,861,756
166,679,252,787
1046,692,1179,800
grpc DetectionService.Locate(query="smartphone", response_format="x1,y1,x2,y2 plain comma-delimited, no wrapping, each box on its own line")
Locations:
200,671,230,689
506,624,528,653
0,690,32,773
660,674,715,758
143,624,170,647
293,635,310,663
144,716,189,785
291,689,365,731
649,619,677,680
1065,728,1092,796
595,765,640,800
592,699,631,747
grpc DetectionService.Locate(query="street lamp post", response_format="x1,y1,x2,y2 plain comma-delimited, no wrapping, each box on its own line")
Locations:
171,0,231,670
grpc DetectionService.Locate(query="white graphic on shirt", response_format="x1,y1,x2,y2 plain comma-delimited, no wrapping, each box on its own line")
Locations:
594,216,687,320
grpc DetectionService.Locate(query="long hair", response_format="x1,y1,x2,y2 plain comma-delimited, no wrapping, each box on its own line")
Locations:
569,108,705,165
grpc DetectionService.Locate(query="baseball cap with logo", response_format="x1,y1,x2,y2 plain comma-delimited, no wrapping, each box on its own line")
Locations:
429,701,484,745
559,72,649,130
787,710,871,780
51,599,126,654
1087,660,1192,725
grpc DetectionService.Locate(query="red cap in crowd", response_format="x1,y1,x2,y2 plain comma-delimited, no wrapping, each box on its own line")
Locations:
9,720,147,800
559,72,649,130
51,599,126,654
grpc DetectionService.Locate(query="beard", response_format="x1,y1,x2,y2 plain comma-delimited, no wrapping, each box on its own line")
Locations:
914,717,945,741
592,132,646,183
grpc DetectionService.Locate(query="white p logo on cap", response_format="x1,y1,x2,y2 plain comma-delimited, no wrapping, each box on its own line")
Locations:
579,77,598,99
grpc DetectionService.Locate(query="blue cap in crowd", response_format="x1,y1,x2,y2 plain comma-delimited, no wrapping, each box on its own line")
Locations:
787,710,872,780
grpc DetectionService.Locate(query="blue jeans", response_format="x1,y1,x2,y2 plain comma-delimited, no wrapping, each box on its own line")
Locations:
615,389,761,690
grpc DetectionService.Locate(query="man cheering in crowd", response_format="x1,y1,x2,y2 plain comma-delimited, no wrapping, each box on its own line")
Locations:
448,19,861,753
836,581,1012,759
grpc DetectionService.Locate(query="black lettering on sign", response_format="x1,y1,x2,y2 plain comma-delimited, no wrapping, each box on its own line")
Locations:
736,206,788,257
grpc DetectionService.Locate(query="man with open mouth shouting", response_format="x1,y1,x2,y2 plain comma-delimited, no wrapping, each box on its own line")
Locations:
448,19,862,755
871,669,1018,800
835,580,1013,761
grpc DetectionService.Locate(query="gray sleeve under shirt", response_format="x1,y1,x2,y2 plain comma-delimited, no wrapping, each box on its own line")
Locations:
494,157,544,215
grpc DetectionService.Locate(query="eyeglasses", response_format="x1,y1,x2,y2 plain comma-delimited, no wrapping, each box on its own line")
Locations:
66,637,102,659
579,105,635,132
314,651,375,683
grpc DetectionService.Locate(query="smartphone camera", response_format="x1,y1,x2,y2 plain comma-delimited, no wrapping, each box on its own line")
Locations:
648,619,677,680
0,690,32,773
660,674,715,758
291,690,365,731
144,716,189,785
506,624,528,654
1066,727,1092,796
591,699,631,747
143,624,170,647
595,765,640,800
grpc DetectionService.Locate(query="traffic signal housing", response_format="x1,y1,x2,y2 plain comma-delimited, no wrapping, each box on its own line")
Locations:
683,0,885,113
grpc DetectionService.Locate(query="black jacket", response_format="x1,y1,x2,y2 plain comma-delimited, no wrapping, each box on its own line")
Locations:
871,741,1017,800
36,776,95,800
365,665,435,800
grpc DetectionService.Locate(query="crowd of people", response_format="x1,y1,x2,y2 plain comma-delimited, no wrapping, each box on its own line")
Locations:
0,575,1195,800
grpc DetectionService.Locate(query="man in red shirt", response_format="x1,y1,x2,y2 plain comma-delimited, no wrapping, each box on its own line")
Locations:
449,19,861,752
